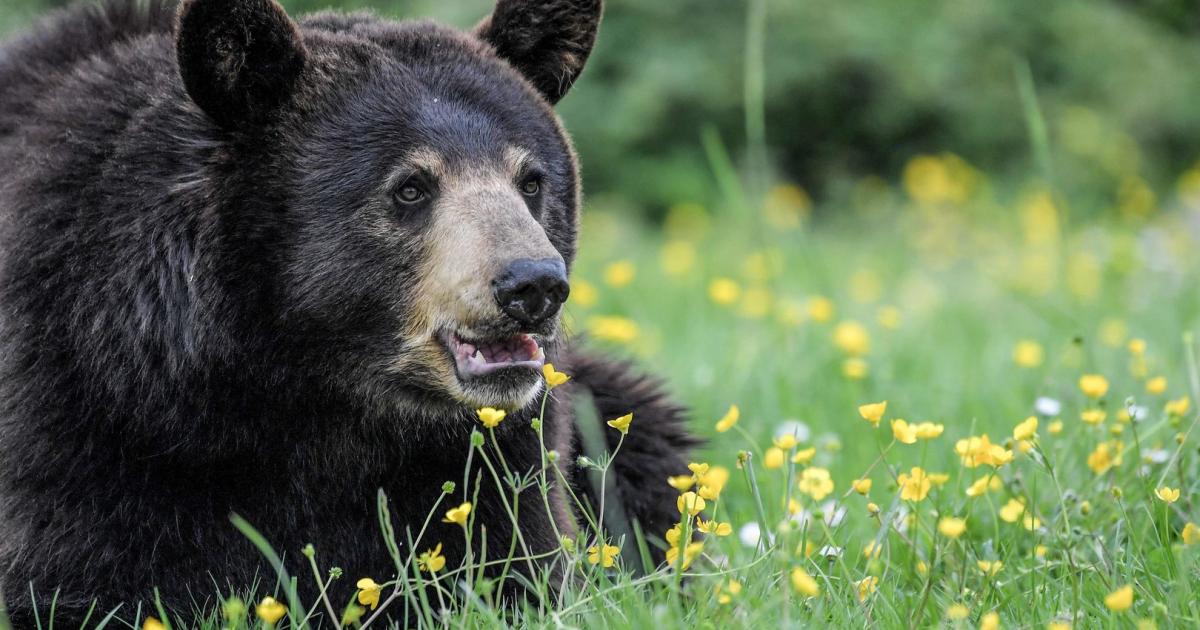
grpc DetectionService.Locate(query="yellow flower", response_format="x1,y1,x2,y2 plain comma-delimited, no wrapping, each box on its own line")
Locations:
897,467,932,502
1155,487,1180,504
708,277,741,305
955,434,1013,468
862,540,882,559
1013,416,1038,441
417,543,446,573
606,412,633,434
1182,522,1200,545
877,305,902,329
946,604,970,620
763,447,785,469
855,576,879,601
664,524,705,569
714,405,739,432
1013,340,1044,368
442,502,471,527
715,578,743,605
143,619,166,630
791,447,816,464
833,321,870,355
356,577,382,610
697,519,732,536
929,472,951,486
688,462,710,477
1023,514,1042,531
852,478,873,495
660,240,696,276
938,517,966,538
859,401,887,425
570,279,598,307
476,407,506,429
1047,623,1071,630
774,433,798,450
976,560,1003,576
1087,441,1122,475
866,502,880,515
797,467,835,500
667,474,694,492
966,475,1002,498
1104,585,1133,612
1128,338,1147,355
842,357,869,380
1078,374,1109,399
603,260,635,287
790,567,820,597
542,363,570,389
979,612,1000,630
587,543,621,568
914,422,944,439
677,491,706,516
256,597,287,625
587,315,640,343
1166,396,1191,417
697,466,729,496
1081,409,1105,425
892,419,918,444
1146,376,1167,394
807,296,835,322
1048,420,1063,435
999,498,1025,523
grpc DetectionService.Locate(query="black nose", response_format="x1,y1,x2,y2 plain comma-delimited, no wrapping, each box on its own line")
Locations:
492,258,570,327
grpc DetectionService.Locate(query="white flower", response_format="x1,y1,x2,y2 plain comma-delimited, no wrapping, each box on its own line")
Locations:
1143,448,1170,464
738,522,761,548
1127,405,1148,422
1034,396,1062,417
821,500,846,527
817,545,843,559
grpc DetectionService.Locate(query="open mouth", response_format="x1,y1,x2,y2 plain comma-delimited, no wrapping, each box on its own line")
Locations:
443,331,545,379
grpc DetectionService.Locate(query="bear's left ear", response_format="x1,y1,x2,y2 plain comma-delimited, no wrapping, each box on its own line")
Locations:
474,0,603,104
176,0,307,130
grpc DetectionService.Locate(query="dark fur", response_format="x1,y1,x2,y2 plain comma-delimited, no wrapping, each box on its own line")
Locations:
0,0,692,624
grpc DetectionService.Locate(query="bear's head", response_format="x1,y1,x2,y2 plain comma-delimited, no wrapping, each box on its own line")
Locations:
174,0,602,413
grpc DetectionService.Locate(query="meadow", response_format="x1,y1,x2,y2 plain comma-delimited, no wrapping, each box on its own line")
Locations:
3,0,1200,628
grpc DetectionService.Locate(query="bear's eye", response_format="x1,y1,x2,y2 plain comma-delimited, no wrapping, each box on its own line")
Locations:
519,175,541,197
395,183,427,205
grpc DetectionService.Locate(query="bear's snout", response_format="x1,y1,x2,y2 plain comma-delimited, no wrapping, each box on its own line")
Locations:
491,258,569,327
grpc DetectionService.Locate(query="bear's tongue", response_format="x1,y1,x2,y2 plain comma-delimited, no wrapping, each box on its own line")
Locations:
449,333,544,377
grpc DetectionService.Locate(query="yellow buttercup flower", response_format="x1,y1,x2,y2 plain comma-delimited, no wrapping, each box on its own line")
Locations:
797,467,834,500
833,321,870,355
1080,409,1105,425
606,412,633,434
1047,623,1071,630
1013,340,1044,368
1087,441,1122,475
256,597,287,625
687,462,710,477
1048,420,1063,435
791,447,816,464
587,315,639,343
664,524,704,569
892,419,918,444
855,576,879,601
862,540,882,559
999,498,1025,523
476,407,506,429
976,560,1003,576
1013,416,1038,441
842,357,869,380
569,279,598,307
897,467,932,502
1182,522,1200,545
587,543,621,568
442,502,471,527
955,434,1013,468
1078,374,1109,399
1155,487,1180,504
773,433,798,450
914,421,944,439
763,447,785,469
1166,396,1191,417
945,604,969,620
697,519,732,536
859,401,887,425
603,260,635,287
1104,585,1133,612
790,567,820,597
417,543,446,573
1145,376,1167,394
807,296,835,322
866,501,880,515
980,612,1000,630
542,363,570,389
143,619,166,630
708,277,741,305
1128,338,1147,355
852,478,873,495
667,475,694,492
714,578,742,605
677,491,706,516
356,577,382,610
697,466,729,496
714,405,739,432
965,475,1002,497
937,517,966,538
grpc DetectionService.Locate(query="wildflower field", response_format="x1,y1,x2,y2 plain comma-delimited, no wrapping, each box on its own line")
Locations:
106,152,1200,630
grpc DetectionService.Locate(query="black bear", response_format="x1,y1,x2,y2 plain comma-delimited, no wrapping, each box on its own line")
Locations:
0,0,696,624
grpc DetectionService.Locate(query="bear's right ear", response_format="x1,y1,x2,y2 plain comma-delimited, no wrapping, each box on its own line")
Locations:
176,0,307,130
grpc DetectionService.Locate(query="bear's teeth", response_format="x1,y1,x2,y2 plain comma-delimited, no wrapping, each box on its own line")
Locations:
473,350,486,364
533,345,545,362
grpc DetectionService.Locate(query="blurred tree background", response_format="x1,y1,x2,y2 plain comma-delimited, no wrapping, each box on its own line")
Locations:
4,0,1200,220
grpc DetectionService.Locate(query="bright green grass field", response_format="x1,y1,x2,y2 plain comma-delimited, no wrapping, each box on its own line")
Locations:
23,154,1195,630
